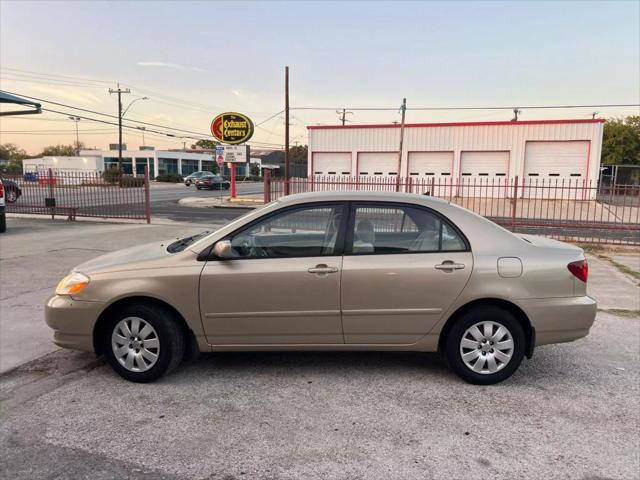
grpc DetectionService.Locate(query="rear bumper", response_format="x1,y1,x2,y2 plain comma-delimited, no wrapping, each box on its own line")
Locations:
44,295,105,352
516,296,597,346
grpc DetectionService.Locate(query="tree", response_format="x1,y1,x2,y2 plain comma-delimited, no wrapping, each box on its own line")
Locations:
289,145,308,165
0,143,28,161
191,139,218,150
41,144,80,156
602,116,640,166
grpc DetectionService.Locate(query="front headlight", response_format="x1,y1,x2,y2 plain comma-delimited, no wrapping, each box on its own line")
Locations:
56,272,90,296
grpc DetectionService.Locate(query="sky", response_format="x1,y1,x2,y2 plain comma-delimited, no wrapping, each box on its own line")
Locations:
1,0,639,155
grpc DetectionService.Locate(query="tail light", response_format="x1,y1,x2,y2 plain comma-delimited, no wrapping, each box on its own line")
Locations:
568,259,588,283
0,182,4,199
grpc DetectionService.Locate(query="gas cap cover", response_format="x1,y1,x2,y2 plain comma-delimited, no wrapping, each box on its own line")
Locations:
498,257,523,278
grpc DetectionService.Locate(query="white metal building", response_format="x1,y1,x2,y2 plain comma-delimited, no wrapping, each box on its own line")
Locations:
307,119,605,196
23,149,216,178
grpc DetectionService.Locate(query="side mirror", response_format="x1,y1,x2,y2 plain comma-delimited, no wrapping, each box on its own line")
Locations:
212,240,233,259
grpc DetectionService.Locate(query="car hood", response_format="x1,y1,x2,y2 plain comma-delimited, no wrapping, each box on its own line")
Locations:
73,240,173,275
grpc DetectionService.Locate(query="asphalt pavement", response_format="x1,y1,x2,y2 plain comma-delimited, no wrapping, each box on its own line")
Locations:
149,182,256,224
0,312,638,480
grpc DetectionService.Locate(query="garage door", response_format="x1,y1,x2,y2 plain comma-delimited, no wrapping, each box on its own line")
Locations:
312,152,352,176
524,141,589,198
459,151,509,197
407,151,453,196
357,152,399,176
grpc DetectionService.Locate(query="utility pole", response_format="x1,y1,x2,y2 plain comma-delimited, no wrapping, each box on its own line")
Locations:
284,66,290,195
109,83,131,170
137,126,146,146
337,108,353,126
396,98,406,192
68,116,81,155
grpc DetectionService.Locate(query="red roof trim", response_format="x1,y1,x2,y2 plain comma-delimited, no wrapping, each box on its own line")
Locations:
307,119,606,130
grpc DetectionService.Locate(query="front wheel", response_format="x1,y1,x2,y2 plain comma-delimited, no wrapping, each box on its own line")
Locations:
103,303,185,383
185,181,191,186
445,306,525,385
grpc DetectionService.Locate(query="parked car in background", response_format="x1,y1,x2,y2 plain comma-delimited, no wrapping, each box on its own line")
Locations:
195,174,230,190
0,179,6,233
45,191,596,384
0,177,22,203
184,171,214,186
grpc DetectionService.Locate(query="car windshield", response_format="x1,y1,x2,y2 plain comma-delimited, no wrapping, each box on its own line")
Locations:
166,231,211,253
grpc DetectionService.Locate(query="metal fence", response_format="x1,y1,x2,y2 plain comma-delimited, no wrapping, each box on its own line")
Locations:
3,168,150,222
264,175,640,246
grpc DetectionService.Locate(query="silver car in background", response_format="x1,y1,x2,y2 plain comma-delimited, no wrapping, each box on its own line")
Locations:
45,191,596,384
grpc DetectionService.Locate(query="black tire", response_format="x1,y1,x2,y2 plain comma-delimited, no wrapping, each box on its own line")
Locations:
102,302,185,383
6,188,17,203
196,186,201,190
445,306,525,385
185,181,191,186
0,213,6,233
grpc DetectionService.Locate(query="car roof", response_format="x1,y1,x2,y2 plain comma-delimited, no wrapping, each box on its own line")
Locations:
277,190,449,206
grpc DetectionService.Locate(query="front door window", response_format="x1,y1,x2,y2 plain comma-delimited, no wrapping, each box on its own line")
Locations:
230,205,345,258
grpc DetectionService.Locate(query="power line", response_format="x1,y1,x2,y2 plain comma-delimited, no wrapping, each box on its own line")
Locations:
2,90,285,147
292,103,640,111
0,67,114,85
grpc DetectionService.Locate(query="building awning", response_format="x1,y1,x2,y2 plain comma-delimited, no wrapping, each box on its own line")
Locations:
0,91,42,116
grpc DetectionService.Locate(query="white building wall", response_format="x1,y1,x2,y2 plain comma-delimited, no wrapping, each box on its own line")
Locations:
22,156,104,172
308,120,604,185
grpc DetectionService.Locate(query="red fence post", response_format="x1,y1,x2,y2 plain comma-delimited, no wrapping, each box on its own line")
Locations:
264,169,271,203
48,167,55,220
511,175,519,231
144,165,151,224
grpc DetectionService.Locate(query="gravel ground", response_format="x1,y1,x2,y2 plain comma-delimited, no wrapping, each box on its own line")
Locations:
1,311,638,480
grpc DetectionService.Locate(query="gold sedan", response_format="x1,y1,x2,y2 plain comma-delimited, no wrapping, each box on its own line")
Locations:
46,191,596,384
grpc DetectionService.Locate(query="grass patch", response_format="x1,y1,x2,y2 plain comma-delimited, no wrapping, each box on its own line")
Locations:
599,308,640,318
606,258,640,282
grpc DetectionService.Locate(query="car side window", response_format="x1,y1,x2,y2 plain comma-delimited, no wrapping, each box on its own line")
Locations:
350,204,466,254
230,205,344,259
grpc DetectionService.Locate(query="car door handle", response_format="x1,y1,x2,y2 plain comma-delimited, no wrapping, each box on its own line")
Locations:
435,262,466,271
308,264,339,274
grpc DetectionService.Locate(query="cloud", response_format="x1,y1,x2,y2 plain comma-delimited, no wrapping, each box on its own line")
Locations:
137,61,206,72
28,84,102,106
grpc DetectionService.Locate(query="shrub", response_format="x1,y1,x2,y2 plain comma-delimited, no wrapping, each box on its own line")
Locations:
155,173,184,183
119,176,145,188
102,167,123,185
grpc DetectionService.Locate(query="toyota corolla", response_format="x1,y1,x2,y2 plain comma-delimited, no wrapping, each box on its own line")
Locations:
45,191,596,384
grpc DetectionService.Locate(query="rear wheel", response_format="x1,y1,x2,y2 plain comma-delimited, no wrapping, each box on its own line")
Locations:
445,306,525,385
102,303,185,383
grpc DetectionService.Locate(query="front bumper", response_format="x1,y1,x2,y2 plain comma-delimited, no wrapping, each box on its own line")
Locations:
516,295,597,346
44,295,105,352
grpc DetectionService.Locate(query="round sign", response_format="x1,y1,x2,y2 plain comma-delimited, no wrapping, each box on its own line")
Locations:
211,112,254,145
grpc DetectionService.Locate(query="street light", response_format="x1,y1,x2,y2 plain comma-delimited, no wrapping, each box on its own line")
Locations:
122,96,149,117
68,116,81,155
137,126,146,146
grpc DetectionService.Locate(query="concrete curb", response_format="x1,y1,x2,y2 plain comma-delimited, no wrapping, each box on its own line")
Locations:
178,197,258,209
